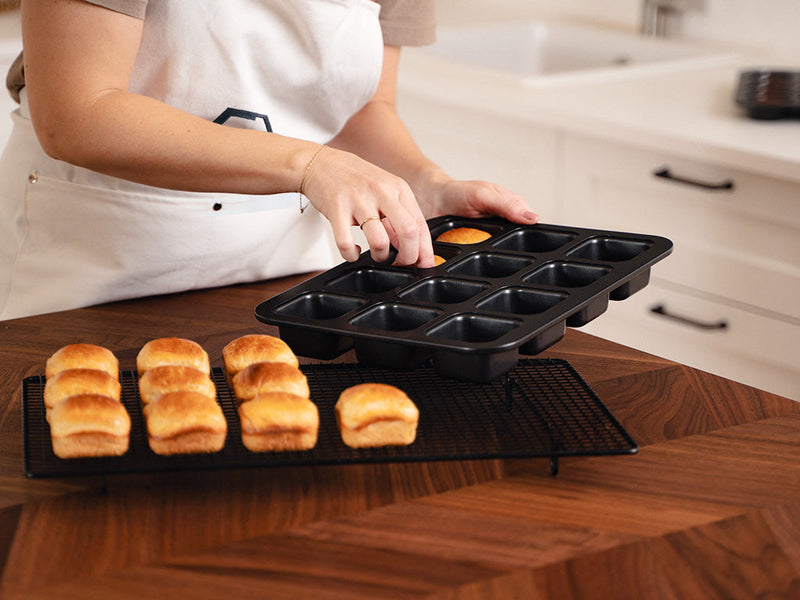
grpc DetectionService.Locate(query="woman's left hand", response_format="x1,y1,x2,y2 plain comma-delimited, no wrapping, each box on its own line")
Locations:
415,168,540,226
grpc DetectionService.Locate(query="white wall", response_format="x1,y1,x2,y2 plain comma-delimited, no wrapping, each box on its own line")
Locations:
680,0,800,56
435,0,800,57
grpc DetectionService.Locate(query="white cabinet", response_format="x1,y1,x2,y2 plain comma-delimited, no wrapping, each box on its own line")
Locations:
561,133,800,400
398,47,800,400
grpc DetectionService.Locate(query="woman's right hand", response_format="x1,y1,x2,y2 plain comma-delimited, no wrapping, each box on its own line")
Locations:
300,145,436,268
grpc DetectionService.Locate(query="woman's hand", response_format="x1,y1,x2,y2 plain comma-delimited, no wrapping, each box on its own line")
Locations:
300,145,436,268
327,45,538,268
414,167,540,225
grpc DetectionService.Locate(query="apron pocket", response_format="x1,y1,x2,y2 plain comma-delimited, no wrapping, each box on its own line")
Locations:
9,172,336,316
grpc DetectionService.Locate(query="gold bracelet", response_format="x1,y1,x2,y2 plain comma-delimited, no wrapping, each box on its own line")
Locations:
298,144,327,214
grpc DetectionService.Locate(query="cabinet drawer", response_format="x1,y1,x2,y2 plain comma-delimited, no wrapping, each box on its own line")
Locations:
582,282,800,401
563,134,800,319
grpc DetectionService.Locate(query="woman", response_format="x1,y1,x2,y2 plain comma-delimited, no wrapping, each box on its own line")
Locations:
0,0,538,320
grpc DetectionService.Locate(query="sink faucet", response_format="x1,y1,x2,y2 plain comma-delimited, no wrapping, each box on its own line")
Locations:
641,0,684,37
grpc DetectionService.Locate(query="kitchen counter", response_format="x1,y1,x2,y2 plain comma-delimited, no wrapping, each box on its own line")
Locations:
1,276,799,599
398,15,800,184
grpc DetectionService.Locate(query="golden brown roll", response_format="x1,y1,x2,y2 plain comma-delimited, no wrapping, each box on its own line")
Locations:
232,361,309,404
222,334,298,385
435,227,491,245
143,390,227,456
48,393,131,458
335,383,419,448
238,392,318,452
44,368,122,411
45,344,119,380
136,337,210,376
432,255,446,266
138,365,217,405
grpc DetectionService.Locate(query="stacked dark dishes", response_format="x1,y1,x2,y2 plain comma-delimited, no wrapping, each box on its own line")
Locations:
735,69,800,119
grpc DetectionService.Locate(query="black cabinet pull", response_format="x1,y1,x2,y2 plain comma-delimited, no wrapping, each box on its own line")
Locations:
650,304,728,330
653,167,735,191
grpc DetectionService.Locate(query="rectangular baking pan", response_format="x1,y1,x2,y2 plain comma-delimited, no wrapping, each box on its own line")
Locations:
255,217,673,381
23,359,637,479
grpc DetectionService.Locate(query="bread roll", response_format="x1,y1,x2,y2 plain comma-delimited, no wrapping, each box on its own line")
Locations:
435,227,491,245
335,383,419,448
45,344,118,380
48,394,131,458
136,337,210,376
44,368,122,411
222,334,298,385
232,362,309,404
433,255,446,266
138,365,217,405
238,392,318,452
143,390,227,455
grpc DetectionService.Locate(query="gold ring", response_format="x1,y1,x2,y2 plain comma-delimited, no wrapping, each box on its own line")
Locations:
359,215,381,229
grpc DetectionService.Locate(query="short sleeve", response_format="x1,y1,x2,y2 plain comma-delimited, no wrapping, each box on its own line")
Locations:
5,0,148,103
376,0,436,47
84,0,148,19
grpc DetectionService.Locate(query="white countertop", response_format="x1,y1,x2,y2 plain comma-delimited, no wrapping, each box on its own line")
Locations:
399,26,800,184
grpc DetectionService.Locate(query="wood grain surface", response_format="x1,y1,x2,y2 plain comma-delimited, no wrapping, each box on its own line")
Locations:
1,275,798,599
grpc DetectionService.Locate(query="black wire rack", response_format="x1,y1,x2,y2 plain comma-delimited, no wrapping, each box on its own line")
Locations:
22,358,636,479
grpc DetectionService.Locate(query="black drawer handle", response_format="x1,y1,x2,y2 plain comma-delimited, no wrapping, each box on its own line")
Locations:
653,167,735,191
650,304,728,330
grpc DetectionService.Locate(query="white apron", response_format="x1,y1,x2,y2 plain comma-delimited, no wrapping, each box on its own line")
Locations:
0,0,383,320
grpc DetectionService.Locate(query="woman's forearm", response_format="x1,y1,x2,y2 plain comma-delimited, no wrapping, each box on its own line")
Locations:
39,89,318,195
22,0,318,196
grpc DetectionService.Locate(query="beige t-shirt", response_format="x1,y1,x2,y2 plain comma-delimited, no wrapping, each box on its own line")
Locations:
5,0,435,102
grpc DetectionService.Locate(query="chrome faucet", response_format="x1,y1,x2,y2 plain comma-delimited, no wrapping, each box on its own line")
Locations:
641,0,684,37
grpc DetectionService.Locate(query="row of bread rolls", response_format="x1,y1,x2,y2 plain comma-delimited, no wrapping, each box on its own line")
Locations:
136,337,227,456
43,344,131,458
223,334,319,452
223,334,419,450
43,335,419,459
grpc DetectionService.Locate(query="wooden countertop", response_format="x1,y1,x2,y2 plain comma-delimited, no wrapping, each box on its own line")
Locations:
1,275,799,599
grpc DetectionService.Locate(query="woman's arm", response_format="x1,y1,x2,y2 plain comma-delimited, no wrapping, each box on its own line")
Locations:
21,0,433,266
22,0,316,195
329,46,540,226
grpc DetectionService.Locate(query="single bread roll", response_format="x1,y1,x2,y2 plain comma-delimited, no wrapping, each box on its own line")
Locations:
49,394,131,458
138,365,217,405
335,383,419,448
45,344,118,380
44,368,122,410
222,334,298,384
232,362,309,404
432,255,446,266
435,227,491,245
238,392,318,452
143,390,227,455
136,337,210,375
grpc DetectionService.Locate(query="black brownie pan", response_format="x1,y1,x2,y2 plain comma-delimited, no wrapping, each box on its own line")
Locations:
255,217,673,382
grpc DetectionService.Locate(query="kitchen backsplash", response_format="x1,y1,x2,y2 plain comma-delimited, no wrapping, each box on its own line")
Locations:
435,0,800,58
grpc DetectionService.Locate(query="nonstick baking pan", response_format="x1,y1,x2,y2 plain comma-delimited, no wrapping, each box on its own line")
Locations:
255,217,673,382
22,360,637,479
